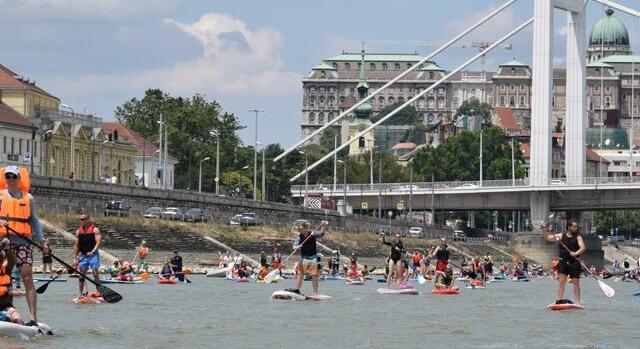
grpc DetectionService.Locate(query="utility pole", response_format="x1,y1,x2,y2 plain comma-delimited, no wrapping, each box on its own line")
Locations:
163,124,168,189
369,140,374,189
479,128,483,186
333,133,338,193
378,151,382,219
511,136,516,186
249,108,265,200
408,165,413,221
261,145,266,201
431,173,435,225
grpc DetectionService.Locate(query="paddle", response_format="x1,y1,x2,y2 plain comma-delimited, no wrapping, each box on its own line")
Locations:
4,226,122,303
264,221,327,283
37,255,88,294
176,271,192,284
541,221,615,298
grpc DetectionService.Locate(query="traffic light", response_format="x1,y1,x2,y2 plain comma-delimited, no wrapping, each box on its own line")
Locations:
358,136,365,148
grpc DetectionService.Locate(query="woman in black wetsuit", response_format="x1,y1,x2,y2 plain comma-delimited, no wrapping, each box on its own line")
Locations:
542,218,585,305
382,233,405,286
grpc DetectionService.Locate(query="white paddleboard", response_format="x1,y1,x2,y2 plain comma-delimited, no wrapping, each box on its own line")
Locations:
0,321,52,338
271,290,331,301
465,285,486,289
206,267,230,277
377,288,420,295
346,279,364,285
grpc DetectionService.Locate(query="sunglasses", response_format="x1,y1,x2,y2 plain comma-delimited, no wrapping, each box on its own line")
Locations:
4,174,18,180
80,217,88,221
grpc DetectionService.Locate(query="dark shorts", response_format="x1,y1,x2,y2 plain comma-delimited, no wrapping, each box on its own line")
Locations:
42,255,53,264
558,258,582,279
11,244,33,266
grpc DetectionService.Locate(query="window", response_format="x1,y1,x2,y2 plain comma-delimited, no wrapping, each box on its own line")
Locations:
605,96,611,108
520,84,525,91
388,97,395,104
437,98,444,109
394,63,401,70
520,95,525,106
340,96,345,105
418,98,425,109
357,63,361,70
427,97,435,109
605,85,611,92
332,63,338,69
471,88,476,95
318,112,324,124
328,96,334,108
309,112,315,124
33,141,36,158
398,97,405,103
370,63,376,70
510,84,515,92
345,63,350,70
319,96,325,107
382,63,388,70
407,63,412,69
595,85,599,92
552,96,555,107
500,96,505,106
319,86,325,93
511,67,516,74
595,68,600,75
328,112,334,121
310,86,316,93
452,97,459,108
320,71,326,78
378,96,385,107
427,113,434,123
329,86,335,93
500,84,505,91
438,87,444,95
10,137,14,154
509,96,515,107
622,93,627,100
309,96,315,107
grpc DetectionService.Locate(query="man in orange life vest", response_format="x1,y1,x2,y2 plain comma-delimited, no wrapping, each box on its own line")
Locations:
73,213,102,296
0,166,48,327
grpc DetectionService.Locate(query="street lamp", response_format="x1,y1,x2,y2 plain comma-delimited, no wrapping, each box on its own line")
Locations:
256,142,266,201
99,140,111,181
42,130,53,176
299,150,308,203
199,157,211,193
60,103,75,180
248,108,265,200
338,159,347,215
210,130,221,195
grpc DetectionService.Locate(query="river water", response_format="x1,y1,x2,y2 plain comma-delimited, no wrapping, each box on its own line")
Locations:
4,276,640,349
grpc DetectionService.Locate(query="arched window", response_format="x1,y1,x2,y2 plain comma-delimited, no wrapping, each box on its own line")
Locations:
378,96,385,107
370,63,376,70
398,97,405,103
332,63,338,69
510,84,515,92
388,96,395,104
340,96,345,105
328,96,335,108
309,96,315,107
318,112,325,124
499,95,505,106
319,96,325,107
509,96,515,107
328,112,334,121
345,63,351,70
394,63,401,70
382,63,388,70
309,112,315,124
429,72,434,80
511,67,516,74
407,63,412,69
320,71,326,78
418,98,425,109
427,113,434,123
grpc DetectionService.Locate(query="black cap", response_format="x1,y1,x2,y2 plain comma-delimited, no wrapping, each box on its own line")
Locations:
173,250,178,254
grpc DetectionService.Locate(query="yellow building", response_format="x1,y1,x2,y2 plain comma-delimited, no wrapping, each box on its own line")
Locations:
0,64,59,118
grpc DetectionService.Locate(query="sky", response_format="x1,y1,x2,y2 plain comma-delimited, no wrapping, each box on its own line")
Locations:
1,0,639,148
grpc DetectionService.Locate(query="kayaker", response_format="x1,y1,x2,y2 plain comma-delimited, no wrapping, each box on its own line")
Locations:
350,252,357,268
435,264,458,291
382,233,405,286
429,238,450,287
287,221,327,296
543,218,585,306
331,250,340,275
161,259,175,279
42,246,53,279
0,166,48,326
411,251,422,276
136,242,149,273
117,258,134,281
0,238,24,324
172,251,184,282
73,213,102,297
483,254,494,279
257,265,269,281
260,251,268,268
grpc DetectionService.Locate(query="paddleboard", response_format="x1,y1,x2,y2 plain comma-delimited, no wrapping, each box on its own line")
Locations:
432,288,460,295
236,278,249,283
271,290,331,301
34,277,68,283
465,285,486,289
376,278,387,283
346,279,364,285
376,288,420,295
206,267,231,277
158,278,178,284
73,296,106,304
0,321,52,338
11,289,26,297
546,303,584,311
322,275,344,281
633,290,640,297
100,279,143,284
512,278,530,282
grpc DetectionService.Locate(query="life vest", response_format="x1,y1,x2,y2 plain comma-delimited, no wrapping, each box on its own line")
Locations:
412,253,422,264
0,258,11,296
0,167,30,192
77,224,97,254
139,246,149,258
0,189,32,238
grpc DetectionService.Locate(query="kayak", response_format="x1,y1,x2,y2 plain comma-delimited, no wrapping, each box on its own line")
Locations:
432,288,460,295
271,290,331,301
546,303,584,311
158,278,178,285
0,321,53,338
34,277,68,283
377,288,419,295
206,267,231,277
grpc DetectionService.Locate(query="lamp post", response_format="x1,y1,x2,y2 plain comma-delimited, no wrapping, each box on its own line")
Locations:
248,108,265,200
90,133,96,182
210,130,221,195
199,157,210,193
511,136,516,186
42,130,52,176
256,142,266,201
299,150,308,205
60,103,75,179
99,140,111,180
338,159,347,215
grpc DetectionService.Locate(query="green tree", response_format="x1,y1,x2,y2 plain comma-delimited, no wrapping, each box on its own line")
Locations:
401,123,427,145
411,126,526,181
455,97,492,124
371,102,419,125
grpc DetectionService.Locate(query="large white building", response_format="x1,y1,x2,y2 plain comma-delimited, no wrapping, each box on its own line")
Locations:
0,102,41,174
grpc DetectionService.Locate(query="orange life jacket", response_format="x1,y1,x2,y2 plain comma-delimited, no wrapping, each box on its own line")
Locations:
0,167,30,192
0,189,32,238
0,258,11,297
412,253,422,264
139,246,149,258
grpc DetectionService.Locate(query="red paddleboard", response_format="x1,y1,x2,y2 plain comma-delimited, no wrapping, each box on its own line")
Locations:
546,303,584,311
158,278,178,284
432,288,460,295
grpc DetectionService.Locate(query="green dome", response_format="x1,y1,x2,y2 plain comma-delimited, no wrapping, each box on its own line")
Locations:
354,102,373,118
589,9,629,46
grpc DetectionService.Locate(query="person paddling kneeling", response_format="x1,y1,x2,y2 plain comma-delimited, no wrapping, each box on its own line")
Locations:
542,218,585,306
0,238,24,324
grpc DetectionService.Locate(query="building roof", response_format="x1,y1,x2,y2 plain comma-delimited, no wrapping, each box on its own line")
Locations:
586,148,610,164
587,61,615,68
499,58,528,67
420,62,445,71
586,127,629,149
493,107,519,132
102,122,176,160
0,102,33,128
311,62,336,70
325,52,421,62
392,142,416,150
589,9,629,46
0,64,58,100
599,55,640,64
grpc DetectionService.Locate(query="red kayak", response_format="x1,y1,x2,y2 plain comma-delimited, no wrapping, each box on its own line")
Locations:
432,288,460,295
158,278,178,285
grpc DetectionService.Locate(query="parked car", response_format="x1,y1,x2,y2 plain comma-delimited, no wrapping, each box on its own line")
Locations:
408,226,423,238
143,207,163,219
163,207,185,221
185,208,206,222
240,212,263,226
292,219,309,229
606,235,625,243
229,214,243,226
454,183,478,189
453,230,467,241
632,238,640,246
104,200,131,217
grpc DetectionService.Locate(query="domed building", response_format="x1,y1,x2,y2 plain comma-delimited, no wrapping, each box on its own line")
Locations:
587,9,631,62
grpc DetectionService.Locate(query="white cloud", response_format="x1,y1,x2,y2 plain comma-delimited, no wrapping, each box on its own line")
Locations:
1,0,176,20
442,6,529,42
41,12,300,104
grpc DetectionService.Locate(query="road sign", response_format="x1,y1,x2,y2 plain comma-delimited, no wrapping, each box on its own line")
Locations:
23,152,31,164
396,201,404,211
361,202,368,210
